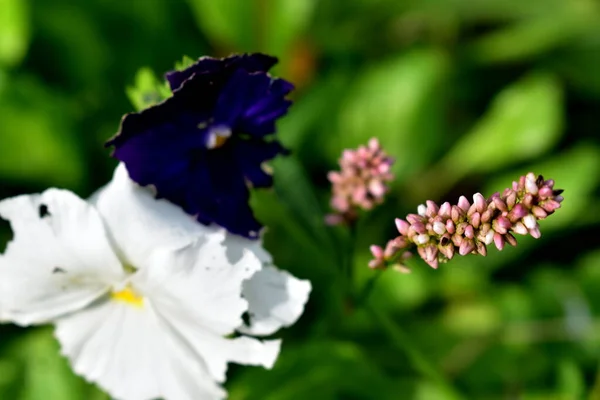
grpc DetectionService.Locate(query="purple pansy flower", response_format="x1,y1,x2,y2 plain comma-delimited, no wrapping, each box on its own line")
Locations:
106,54,293,239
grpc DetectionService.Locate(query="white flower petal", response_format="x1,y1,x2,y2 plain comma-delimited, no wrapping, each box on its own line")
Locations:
0,189,123,325
92,163,224,268
136,240,278,381
238,265,312,336
55,299,226,400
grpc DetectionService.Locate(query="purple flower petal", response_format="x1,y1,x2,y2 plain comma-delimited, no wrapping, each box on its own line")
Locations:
107,54,291,238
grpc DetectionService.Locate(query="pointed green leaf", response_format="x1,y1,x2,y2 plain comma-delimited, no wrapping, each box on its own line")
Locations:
126,67,171,111
441,72,563,182
185,0,256,50
0,0,30,67
332,49,449,180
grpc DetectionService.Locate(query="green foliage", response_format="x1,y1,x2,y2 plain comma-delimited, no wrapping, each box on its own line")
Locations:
1,0,600,398
0,0,29,67
126,67,171,111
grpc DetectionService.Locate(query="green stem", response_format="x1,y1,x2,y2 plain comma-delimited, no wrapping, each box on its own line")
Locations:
366,303,465,400
354,269,384,307
344,222,358,295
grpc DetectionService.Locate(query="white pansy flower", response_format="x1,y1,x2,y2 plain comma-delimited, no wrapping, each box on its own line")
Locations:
0,164,311,400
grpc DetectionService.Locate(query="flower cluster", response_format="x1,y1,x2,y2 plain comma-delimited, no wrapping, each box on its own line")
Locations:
369,173,563,271
0,54,311,400
326,138,394,225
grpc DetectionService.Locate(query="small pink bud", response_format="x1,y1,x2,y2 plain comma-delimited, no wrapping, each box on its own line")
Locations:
508,204,527,222
368,137,379,150
395,218,410,235
493,216,511,234
473,193,487,212
415,234,430,245
494,233,505,250
411,221,427,234
506,191,517,208
525,173,539,195
538,187,553,198
531,206,548,219
542,199,561,213
492,196,508,213
439,202,452,217
512,222,528,235
458,196,470,211
505,233,518,247
370,245,384,258
426,200,439,216
451,205,463,222
446,219,456,234
529,226,541,239
471,212,481,229
522,214,537,230
406,214,422,225
482,228,494,245
433,221,446,235
368,180,385,197
459,240,475,256
476,242,487,256
439,243,455,260
464,225,475,239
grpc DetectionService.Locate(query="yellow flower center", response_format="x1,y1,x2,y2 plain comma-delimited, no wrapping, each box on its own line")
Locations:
111,285,144,308
206,125,231,149
213,135,228,148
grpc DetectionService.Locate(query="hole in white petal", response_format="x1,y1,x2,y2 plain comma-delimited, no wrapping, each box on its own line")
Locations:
241,311,252,327
38,204,51,218
52,266,66,274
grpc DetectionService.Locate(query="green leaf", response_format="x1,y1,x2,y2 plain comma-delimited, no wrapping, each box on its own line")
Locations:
262,0,316,61
277,72,350,150
440,72,563,184
467,5,598,64
272,156,337,256
173,55,197,72
556,359,585,399
126,67,171,111
332,49,449,180
0,0,30,67
185,0,256,50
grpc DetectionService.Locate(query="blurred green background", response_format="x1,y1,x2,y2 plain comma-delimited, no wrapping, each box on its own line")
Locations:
1,0,600,399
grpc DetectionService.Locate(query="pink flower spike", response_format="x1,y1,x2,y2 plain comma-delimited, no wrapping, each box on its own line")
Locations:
327,138,395,224
366,172,562,272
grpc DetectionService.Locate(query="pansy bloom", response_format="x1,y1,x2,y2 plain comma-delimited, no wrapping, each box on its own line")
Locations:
0,164,311,400
106,54,293,239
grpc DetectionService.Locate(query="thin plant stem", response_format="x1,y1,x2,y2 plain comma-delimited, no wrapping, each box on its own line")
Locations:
353,269,384,307
366,302,466,400
344,222,358,296
343,219,464,400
